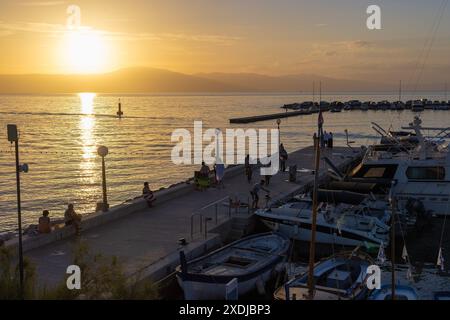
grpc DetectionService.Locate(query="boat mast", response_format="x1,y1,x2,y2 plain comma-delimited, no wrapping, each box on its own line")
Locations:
313,81,315,105
307,133,321,299
399,80,402,102
319,81,322,105
390,194,396,300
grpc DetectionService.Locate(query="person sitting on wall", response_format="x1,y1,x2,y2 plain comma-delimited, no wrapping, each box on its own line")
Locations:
143,181,156,207
38,210,52,234
199,161,210,177
64,204,81,236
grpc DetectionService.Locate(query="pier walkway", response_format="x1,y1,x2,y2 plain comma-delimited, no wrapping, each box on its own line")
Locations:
21,146,359,288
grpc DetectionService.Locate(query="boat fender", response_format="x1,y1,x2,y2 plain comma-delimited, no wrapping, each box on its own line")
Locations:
180,251,188,274
256,276,266,295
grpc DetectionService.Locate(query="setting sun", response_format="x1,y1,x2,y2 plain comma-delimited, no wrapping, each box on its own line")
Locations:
63,30,109,74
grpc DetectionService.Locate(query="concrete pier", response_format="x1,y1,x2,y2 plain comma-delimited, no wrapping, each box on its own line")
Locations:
229,109,311,123
5,145,361,289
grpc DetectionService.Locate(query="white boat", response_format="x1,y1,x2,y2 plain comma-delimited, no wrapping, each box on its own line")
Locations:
274,250,373,300
176,232,290,300
349,117,450,216
412,100,425,112
255,198,390,247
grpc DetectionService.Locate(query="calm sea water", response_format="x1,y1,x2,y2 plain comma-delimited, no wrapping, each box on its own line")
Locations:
1,92,449,233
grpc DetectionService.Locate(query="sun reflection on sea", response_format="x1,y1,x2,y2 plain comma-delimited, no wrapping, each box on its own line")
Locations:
78,93,98,187
79,92,96,114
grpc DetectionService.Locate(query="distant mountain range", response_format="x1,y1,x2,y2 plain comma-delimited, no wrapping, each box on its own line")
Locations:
0,67,405,94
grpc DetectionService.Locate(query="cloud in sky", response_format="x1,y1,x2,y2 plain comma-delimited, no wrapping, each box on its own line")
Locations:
18,1,66,6
0,20,242,45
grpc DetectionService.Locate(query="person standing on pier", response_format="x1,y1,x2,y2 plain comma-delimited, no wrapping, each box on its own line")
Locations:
245,154,253,183
328,132,334,148
250,180,270,210
279,144,288,172
318,107,325,147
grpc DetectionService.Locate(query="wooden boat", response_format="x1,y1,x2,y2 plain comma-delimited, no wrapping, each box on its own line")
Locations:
176,232,290,300
274,250,373,300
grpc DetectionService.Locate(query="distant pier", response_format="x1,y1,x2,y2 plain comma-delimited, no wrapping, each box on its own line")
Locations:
229,109,311,124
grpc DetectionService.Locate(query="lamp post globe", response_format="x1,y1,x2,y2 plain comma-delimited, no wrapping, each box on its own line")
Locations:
97,145,109,157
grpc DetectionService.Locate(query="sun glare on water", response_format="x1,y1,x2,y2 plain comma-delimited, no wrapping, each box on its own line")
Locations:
79,92,96,114
63,30,109,74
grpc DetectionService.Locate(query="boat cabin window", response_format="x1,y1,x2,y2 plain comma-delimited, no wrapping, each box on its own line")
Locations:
351,164,398,179
223,256,255,268
406,167,445,180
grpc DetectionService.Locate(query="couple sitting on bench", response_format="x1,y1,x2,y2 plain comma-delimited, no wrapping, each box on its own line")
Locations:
195,161,224,190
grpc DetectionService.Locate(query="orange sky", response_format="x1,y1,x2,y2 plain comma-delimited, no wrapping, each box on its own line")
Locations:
0,0,449,85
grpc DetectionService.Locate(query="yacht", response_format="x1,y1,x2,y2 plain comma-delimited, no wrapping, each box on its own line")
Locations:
255,198,390,247
411,100,425,112
341,117,450,216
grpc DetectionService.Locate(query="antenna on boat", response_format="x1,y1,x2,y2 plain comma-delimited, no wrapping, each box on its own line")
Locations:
312,81,315,105
390,187,397,301
117,98,123,118
307,133,321,299
319,81,322,105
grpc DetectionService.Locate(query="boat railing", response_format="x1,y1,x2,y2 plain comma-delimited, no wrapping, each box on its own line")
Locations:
190,194,250,240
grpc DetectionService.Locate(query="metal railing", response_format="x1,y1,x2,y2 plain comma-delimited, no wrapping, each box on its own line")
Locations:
190,194,251,240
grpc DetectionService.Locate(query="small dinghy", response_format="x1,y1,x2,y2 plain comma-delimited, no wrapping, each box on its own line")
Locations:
368,284,419,300
176,232,290,300
274,250,373,300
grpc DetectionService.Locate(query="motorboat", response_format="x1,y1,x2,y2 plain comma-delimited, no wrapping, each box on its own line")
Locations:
255,197,390,247
176,232,290,300
344,117,450,216
412,100,425,112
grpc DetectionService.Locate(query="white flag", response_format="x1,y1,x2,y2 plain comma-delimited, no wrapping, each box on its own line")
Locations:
406,266,413,280
377,242,386,264
402,245,408,262
437,247,445,271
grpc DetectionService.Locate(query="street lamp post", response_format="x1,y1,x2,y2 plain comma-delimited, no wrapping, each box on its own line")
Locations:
6,124,27,298
97,146,109,212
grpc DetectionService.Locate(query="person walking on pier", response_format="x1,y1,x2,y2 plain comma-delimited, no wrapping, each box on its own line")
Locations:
245,154,253,183
143,182,156,207
64,204,81,236
328,132,334,148
250,180,270,210
279,143,288,172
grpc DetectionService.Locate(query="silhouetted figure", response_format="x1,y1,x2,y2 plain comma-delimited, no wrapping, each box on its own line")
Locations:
38,210,51,234
143,182,156,207
250,180,270,210
65,204,81,236
279,143,288,172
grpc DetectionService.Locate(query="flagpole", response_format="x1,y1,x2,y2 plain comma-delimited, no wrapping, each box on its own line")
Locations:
313,81,315,104
391,196,396,300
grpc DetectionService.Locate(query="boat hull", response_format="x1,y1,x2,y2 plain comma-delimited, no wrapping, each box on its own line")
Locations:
176,267,274,300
